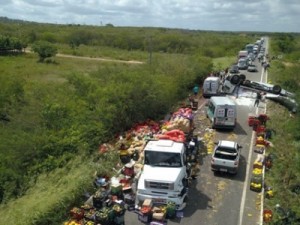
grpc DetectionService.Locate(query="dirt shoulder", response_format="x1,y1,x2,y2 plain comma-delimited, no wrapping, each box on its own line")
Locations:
55,53,145,64
25,48,145,64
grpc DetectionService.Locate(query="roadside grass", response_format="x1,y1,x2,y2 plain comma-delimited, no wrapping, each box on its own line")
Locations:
0,151,120,225
56,43,193,68
0,155,93,225
263,101,300,222
0,53,145,83
266,59,300,92
54,43,149,62
212,56,236,71
263,59,300,223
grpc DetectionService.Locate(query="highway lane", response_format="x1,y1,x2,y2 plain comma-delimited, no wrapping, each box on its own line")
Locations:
125,38,269,225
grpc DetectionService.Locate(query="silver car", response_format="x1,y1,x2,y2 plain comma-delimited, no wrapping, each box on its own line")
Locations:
247,64,258,72
211,140,242,174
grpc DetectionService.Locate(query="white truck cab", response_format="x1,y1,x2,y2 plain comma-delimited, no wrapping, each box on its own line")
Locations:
136,139,188,210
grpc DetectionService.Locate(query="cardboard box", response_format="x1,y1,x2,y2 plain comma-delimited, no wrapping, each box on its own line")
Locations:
152,212,165,221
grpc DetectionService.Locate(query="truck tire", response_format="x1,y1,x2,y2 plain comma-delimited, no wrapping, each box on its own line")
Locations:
243,80,251,86
239,74,246,83
230,75,240,85
272,85,282,94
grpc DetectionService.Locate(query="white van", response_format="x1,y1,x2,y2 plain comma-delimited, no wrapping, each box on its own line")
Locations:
202,77,221,98
206,96,237,129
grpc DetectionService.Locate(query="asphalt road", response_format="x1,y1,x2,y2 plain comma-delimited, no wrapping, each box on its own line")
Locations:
124,38,269,225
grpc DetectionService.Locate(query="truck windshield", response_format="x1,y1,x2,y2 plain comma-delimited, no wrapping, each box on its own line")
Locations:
144,151,182,167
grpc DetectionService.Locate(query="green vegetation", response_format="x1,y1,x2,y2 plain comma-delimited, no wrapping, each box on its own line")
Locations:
263,35,300,224
0,35,26,53
0,18,231,223
31,41,58,62
0,52,208,224
0,16,253,60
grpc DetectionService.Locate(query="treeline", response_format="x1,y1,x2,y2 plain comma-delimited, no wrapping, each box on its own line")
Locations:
270,33,300,62
0,35,26,53
0,17,255,58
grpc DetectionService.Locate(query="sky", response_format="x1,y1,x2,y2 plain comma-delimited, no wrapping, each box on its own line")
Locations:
1,0,300,33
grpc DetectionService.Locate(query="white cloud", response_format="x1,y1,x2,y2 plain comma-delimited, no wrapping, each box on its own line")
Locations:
0,0,299,32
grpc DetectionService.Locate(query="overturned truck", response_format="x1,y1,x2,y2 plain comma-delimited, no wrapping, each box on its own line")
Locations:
222,74,298,113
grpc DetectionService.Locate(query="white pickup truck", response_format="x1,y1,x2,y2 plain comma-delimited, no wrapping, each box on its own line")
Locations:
136,139,189,210
211,140,242,175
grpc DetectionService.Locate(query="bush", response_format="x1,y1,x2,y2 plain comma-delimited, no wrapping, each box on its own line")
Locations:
32,41,57,62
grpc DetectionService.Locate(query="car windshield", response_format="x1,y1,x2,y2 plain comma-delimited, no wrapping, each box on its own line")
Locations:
230,66,238,72
214,147,238,160
144,151,182,167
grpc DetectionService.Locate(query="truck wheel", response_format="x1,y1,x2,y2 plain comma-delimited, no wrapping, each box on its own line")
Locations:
239,74,246,82
230,75,240,85
243,80,251,86
272,85,282,94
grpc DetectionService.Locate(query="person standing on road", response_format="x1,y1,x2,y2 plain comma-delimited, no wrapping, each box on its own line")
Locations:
254,92,262,107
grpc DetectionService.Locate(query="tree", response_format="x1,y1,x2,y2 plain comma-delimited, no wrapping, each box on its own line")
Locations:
31,41,57,62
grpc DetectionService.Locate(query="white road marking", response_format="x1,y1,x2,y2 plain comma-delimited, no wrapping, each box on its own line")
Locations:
238,128,257,225
239,44,268,225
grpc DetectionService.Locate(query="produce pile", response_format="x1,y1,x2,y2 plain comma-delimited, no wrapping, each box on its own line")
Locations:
247,112,283,224
161,107,194,133
248,113,271,193
63,107,196,225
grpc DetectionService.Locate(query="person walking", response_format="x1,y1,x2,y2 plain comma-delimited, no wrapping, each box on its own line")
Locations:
254,92,262,107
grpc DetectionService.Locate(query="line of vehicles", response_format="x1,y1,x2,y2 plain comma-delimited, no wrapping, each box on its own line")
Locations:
202,37,297,114
201,36,296,180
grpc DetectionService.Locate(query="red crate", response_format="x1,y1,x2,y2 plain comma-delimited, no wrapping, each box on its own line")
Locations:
248,114,259,126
